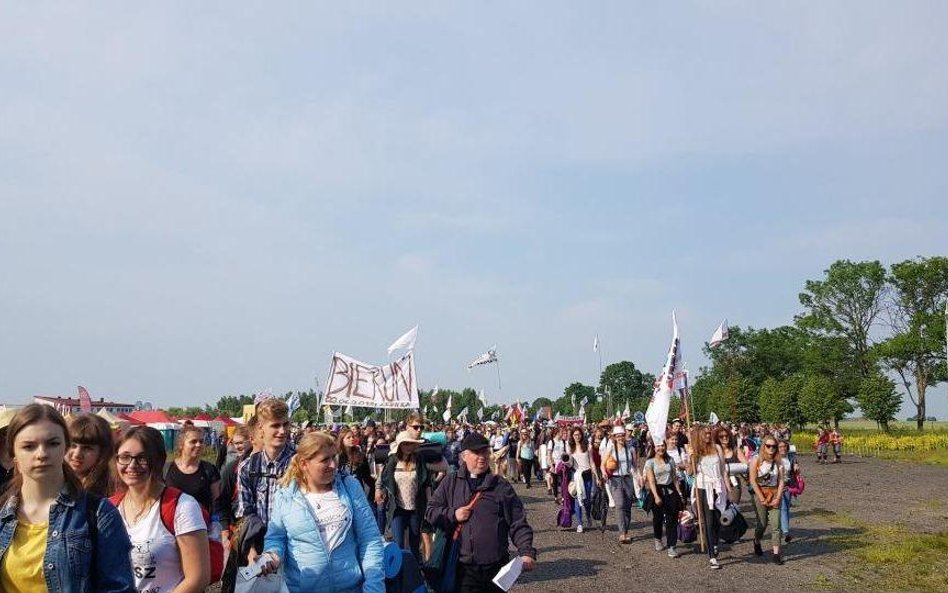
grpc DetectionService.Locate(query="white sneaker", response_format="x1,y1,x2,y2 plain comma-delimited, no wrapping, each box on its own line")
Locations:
709,558,720,569
576,524,584,533
654,539,664,551
667,547,678,558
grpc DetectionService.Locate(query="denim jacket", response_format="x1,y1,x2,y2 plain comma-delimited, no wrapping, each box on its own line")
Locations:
0,487,136,593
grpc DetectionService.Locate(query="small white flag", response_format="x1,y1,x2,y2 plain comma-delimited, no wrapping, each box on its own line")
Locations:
479,389,487,407
709,319,729,349
442,393,453,422
593,335,599,353
345,404,353,417
387,325,419,355
457,406,469,421
622,401,630,419
467,347,498,369
477,407,484,421
709,412,720,425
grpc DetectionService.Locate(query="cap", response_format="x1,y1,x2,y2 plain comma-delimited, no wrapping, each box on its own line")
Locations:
459,432,490,452
611,425,626,436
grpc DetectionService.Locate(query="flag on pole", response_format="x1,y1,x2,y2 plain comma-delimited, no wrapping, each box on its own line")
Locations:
286,392,301,416
387,325,419,355
467,347,498,369
478,389,487,408
622,401,630,420
345,403,353,418
593,335,599,353
78,386,92,413
645,311,681,445
709,412,720,425
457,406,469,422
442,393,453,422
254,389,274,405
709,319,729,349
477,407,484,421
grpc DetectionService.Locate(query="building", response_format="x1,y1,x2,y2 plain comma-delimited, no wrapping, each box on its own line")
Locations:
33,395,136,415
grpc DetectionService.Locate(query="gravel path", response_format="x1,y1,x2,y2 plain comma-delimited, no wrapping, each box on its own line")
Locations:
208,454,948,592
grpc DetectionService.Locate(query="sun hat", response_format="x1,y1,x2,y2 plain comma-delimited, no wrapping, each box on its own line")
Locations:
390,430,425,455
611,425,626,436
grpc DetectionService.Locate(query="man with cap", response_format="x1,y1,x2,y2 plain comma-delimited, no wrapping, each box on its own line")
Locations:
672,418,689,445
426,432,537,593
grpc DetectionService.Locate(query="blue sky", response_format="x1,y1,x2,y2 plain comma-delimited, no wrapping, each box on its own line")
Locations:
2,3,947,417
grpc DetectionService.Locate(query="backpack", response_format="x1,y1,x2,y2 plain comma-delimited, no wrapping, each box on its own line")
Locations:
111,486,224,584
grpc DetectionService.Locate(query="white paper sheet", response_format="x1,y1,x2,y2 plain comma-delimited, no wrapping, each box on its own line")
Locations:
492,556,524,591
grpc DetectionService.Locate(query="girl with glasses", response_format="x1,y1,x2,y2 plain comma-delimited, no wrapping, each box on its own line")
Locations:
0,403,135,592
749,436,785,564
112,426,210,592
690,425,734,569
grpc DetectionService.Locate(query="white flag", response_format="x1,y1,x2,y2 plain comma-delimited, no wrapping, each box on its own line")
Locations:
709,412,720,425
286,392,301,416
324,405,334,425
593,335,599,353
457,406,469,421
387,325,419,355
345,404,353,418
478,389,487,407
622,401,630,419
579,395,589,408
442,393,453,422
645,311,681,445
477,407,484,421
709,319,728,349
467,347,498,369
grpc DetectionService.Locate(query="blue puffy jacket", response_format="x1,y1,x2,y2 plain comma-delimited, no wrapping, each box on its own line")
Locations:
264,474,384,593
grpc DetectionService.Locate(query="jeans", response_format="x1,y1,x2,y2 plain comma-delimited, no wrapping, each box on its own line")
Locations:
519,458,534,487
390,508,421,559
780,490,791,536
573,470,593,525
609,475,635,534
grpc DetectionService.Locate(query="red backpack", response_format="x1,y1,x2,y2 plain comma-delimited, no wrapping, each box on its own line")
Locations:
111,486,224,584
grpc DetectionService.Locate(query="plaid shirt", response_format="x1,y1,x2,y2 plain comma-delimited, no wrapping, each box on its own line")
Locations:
235,444,295,525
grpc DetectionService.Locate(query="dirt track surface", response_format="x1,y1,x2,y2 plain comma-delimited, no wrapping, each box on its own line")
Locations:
208,454,948,592
509,455,948,593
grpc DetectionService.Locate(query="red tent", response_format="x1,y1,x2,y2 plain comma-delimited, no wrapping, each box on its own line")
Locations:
194,413,213,421
126,410,175,425
213,415,238,426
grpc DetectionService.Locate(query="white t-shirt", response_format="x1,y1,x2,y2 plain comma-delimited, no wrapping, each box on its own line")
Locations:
538,443,549,469
570,448,593,473
549,438,568,463
305,491,351,552
124,492,207,593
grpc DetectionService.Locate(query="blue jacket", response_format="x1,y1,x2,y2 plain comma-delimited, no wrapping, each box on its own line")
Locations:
264,474,384,593
0,488,135,593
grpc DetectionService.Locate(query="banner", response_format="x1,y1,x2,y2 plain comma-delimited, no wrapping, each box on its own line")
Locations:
322,351,419,410
467,347,498,369
286,392,301,416
645,311,681,445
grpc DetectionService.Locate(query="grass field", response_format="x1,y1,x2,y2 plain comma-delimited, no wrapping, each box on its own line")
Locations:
814,508,948,593
793,419,948,465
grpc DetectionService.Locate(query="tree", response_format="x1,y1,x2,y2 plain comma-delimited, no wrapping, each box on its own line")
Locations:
213,395,255,418
599,362,653,417
856,374,901,432
758,375,805,429
876,256,948,430
798,375,844,426
757,378,783,424
561,383,595,415
797,259,887,380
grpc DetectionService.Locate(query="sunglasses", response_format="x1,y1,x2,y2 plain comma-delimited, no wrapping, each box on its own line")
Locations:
410,425,424,431
764,444,778,450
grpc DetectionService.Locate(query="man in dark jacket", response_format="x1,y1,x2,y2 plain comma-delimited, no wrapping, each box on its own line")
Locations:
426,432,537,593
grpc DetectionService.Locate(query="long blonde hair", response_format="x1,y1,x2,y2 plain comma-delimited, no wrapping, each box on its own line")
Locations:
280,431,337,490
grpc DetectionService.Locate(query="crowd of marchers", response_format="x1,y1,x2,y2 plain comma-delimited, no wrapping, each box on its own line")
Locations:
0,401,824,593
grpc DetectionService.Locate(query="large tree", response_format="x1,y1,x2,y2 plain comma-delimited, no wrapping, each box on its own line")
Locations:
856,373,902,432
797,259,887,380
876,256,948,430
599,361,653,418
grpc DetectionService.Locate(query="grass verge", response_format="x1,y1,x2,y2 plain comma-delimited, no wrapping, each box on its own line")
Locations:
815,509,948,593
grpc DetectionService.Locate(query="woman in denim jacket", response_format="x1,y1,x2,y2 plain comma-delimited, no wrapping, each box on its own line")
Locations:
261,431,384,593
0,404,135,593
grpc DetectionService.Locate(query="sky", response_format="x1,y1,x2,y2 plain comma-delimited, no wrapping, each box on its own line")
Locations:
1,2,947,418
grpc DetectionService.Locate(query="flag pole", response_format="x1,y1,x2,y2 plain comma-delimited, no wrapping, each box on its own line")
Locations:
495,355,503,391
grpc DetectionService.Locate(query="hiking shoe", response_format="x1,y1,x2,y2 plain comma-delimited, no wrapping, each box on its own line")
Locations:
753,539,763,556
773,553,784,565
709,558,720,569
784,534,793,544
654,539,664,551
576,524,584,533
667,547,678,558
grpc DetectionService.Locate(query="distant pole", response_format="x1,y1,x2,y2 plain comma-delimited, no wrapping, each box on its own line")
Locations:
495,357,503,391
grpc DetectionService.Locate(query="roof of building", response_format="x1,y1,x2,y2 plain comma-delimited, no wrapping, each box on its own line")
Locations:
34,395,135,407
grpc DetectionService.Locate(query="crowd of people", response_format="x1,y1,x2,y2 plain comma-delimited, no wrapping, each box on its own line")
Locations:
0,399,816,593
